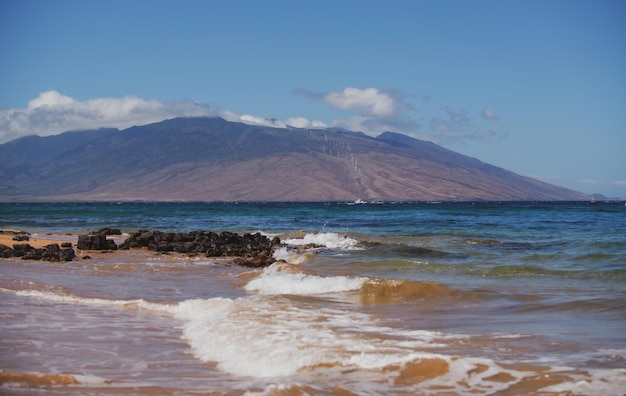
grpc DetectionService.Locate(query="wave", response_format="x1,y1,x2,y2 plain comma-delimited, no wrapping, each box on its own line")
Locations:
244,261,365,295
359,278,475,304
3,285,625,394
248,254,473,302
2,288,169,313
283,232,361,250
1,285,462,378
271,246,313,265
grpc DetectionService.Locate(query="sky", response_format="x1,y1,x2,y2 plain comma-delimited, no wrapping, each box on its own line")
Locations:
1,0,625,198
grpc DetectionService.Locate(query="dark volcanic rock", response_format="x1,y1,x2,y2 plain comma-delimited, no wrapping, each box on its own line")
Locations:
45,243,75,261
12,243,34,257
0,242,75,261
77,231,118,250
0,243,13,258
233,252,275,268
22,243,75,262
119,230,282,267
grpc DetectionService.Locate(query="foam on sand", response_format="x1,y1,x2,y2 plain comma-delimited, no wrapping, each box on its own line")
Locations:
4,282,625,395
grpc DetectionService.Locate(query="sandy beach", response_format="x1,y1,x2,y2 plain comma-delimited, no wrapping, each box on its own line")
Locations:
0,230,77,249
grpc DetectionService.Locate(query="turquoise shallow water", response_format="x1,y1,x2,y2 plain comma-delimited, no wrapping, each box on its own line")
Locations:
1,201,625,394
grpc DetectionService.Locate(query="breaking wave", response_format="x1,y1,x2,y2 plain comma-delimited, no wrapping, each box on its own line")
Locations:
3,284,625,394
283,232,360,250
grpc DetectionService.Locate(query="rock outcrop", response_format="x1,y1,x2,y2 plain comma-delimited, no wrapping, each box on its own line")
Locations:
4,228,281,267
119,230,281,267
0,242,75,262
77,228,120,250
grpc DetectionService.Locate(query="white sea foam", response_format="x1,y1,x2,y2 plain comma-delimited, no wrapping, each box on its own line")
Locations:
4,288,518,391
169,295,461,378
6,284,626,394
12,289,132,306
271,246,310,265
283,232,360,250
4,288,171,314
244,264,366,295
172,296,353,376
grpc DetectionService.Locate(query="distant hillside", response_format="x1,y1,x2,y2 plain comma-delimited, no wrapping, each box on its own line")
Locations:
0,117,588,201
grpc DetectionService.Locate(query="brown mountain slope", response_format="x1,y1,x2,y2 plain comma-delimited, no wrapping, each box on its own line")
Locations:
0,117,588,201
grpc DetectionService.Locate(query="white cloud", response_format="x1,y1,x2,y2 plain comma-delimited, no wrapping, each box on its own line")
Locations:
237,115,327,130
0,91,334,144
219,110,244,123
0,90,222,144
323,87,400,117
28,90,76,108
239,114,284,128
294,86,419,136
295,87,411,119
327,115,370,133
0,89,505,147
324,115,429,141
294,86,507,143
285,117,327,129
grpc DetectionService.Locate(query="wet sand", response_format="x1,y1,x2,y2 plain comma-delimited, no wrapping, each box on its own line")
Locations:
0,230,78,249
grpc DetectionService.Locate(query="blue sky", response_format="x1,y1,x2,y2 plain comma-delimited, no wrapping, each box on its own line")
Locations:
1,0,625,198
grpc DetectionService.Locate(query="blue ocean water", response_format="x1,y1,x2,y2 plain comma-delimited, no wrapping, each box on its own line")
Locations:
2,201,624,277
1,201,625,394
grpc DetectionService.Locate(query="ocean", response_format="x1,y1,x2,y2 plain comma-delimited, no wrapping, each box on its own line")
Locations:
1,201,625,395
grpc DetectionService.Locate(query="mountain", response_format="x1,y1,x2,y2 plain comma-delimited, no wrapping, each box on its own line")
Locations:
0,117,588,201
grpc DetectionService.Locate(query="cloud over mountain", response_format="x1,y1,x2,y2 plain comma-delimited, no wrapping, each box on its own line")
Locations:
237,114,327,130
0,90,219,144
0,91,334,144
0,89,505,146
322,87,405,117
294,87,419,135
292,87,510,145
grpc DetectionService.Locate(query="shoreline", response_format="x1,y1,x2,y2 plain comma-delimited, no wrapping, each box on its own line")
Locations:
0,232,229,267
0,230,78,249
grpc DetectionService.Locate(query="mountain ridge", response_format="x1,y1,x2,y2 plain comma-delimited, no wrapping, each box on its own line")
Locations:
0,117,589,202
